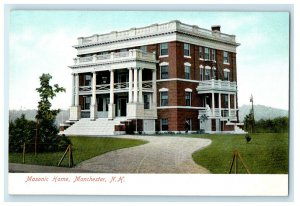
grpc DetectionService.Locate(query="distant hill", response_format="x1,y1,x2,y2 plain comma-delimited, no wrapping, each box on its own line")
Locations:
9,104,288,125
238,104,288,121
9,109,69,126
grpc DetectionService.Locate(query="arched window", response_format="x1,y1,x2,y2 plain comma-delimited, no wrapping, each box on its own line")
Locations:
205,66,211,80
224,68,230,81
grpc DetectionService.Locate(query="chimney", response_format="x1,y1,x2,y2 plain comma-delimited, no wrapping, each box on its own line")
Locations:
211,25,221,32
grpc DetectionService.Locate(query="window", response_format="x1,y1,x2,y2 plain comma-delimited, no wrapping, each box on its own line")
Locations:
224,69,230,81
212,49,216,61
160,43,168,56
160,91,168,106
200,66,204,80
83,96,91,110
184,43,190,56
84,74,91,86
199,46,203,59
161,119,169,131
212,67,216,79
224,51,229,64
185,92,191,106
184,65,191,79
144,94,150,109
224,95,228,108
204,48,210,60
140,46,147,52
205,67,211,80
160,65,169,79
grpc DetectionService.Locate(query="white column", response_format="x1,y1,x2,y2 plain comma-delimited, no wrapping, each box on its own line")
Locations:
133,68,138,103
75,73,79,106
138,68,143,103
70,73,81,121
228,93,231,116
108,69,115,120
128,68,133,103
110,70,114,104
212,92,215,116
234,93,237,116
218,93,221,117
71,73,75,106
92,72,97,105
90,71,97,120
152,70,157,107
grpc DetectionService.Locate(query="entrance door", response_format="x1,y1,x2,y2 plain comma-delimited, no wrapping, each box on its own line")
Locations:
118,98,127,116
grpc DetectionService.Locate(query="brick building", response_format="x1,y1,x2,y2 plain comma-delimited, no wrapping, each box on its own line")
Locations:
63,20,244,135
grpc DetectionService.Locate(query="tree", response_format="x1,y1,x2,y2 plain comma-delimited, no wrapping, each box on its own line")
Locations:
35,73,70,151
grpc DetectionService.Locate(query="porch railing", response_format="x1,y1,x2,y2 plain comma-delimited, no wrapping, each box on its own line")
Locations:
79,81,153,94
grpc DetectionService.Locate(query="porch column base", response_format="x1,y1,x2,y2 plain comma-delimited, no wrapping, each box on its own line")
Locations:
90,104,98,120
126,102,144,119
108,104,116,120
69,106,81,121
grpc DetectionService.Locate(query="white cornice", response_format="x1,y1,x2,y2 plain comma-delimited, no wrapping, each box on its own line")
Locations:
76,31,237,55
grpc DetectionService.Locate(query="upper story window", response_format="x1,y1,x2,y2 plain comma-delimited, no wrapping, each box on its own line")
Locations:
212,49,216,61
184,43,190,56
185,91,192,106
160,62,169,79
140,46,147,52
224,51,229,64
200,65,204,81
224,95,228,108
212,67,216,79
160,90,169,106
199,46,203,59
204,48,210,60
224,69,230,81
160,43,168,56
185,66,191,79
205,66,211,80
161,66,169,79
84,74,91,86
144,94,150,109
184,63,191,79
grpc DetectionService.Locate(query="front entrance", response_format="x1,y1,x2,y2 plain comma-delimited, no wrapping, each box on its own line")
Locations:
117,98,127,117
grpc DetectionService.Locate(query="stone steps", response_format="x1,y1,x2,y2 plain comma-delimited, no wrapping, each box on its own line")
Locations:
62,117,127,136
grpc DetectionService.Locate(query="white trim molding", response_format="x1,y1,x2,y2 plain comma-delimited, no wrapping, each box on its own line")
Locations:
159,88,169,92
184,62,192,66
159,62,169,66
205,65,211,69
224,68,230,72
185,88,193,92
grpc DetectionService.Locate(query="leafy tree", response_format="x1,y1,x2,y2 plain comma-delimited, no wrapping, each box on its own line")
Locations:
35,73,70,151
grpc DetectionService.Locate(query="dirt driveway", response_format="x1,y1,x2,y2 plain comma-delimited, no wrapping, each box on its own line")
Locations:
75,135,211,173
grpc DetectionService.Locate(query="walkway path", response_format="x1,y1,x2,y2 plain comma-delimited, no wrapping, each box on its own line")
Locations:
75,135,211,173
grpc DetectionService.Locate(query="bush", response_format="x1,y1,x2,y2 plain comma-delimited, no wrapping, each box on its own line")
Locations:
9,114,36,152
9,114,71,153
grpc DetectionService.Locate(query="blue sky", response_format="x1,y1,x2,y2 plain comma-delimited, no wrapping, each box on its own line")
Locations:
9,11,289,110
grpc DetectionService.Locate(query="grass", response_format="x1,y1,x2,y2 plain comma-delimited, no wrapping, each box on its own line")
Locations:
9,136,147,167
190,133,289,174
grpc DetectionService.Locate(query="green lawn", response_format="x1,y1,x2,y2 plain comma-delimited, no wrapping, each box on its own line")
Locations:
9,136,147,167
190,133,288,174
